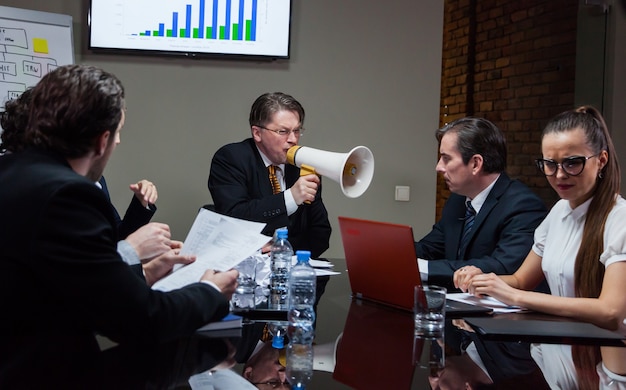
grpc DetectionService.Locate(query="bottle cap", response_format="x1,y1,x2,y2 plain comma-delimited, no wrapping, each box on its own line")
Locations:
296,250,311,262
276,228,288,239
272,335,285,349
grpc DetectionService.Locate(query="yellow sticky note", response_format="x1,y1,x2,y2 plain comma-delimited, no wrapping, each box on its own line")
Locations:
33,38,49,54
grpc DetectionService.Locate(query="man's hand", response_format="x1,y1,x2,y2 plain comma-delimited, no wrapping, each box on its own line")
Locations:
289,174,319,205
453,265,483,292
125,222,174,260
130,179,158,208
143,250,196,286
260,240,273,254
201,269,239,300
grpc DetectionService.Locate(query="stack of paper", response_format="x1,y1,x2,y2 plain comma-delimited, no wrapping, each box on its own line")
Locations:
152,209,271,292
446,293,525,313
292,257,341,276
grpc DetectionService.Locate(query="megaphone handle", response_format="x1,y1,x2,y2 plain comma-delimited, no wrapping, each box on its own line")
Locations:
299,164,317,204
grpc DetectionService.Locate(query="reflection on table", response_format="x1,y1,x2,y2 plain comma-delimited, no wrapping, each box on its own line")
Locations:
33,333,233,389
34,258,624,389
228,267,552,389
228,258,624,389
330,298,549,389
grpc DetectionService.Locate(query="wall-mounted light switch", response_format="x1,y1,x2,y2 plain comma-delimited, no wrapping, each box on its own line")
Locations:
395,186,410,201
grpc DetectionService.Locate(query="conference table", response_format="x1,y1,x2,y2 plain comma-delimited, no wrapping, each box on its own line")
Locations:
95,258,624,389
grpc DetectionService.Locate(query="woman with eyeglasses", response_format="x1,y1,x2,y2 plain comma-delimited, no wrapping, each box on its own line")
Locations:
453,106,626,389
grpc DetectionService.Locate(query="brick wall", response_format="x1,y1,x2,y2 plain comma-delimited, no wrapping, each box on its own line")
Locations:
436,0,578,220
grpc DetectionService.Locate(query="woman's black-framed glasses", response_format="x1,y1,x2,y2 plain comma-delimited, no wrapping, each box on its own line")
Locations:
535,154,598,177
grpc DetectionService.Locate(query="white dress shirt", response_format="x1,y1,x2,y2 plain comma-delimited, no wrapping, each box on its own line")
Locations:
257,148,298,216
531,195,626,389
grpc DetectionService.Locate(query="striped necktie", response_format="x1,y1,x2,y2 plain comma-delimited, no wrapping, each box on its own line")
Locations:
458,200,476,256
268,165,282,194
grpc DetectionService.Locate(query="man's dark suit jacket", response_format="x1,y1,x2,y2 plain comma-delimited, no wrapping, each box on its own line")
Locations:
466,332,545,385
209,138,331,259
0,149,229,387
415,173,547,290
98,176,156,239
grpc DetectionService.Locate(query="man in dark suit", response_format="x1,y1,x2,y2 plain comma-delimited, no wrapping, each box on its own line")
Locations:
415,117,547,291
0,82,171,267
99,175,176,265
208,92,331,259
0,64,238,388
98,175,157,239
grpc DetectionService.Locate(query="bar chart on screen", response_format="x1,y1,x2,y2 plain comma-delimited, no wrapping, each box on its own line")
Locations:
89,0,291,58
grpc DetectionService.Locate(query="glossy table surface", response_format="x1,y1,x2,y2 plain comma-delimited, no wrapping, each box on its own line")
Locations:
230,258,549,389
232,258,624,389
84,258,624,389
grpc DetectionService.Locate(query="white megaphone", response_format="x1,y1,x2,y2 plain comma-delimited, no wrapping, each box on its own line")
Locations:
286,145,374,198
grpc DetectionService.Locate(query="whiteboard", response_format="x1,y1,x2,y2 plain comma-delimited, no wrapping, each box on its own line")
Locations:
0,5,74,109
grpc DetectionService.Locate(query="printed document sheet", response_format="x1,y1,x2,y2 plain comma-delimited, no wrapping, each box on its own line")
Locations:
446,292,525,313
152,209,270,292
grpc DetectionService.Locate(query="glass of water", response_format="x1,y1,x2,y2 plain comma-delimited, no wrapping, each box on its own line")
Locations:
414,285,446,337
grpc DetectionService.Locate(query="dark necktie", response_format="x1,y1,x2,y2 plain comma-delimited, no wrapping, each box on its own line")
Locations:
459,200,476,256
268,165,282,194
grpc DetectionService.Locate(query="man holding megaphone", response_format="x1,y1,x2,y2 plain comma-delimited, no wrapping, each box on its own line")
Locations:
208,92,331,259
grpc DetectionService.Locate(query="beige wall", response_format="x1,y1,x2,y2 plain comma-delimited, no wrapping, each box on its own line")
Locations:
4,0,444,258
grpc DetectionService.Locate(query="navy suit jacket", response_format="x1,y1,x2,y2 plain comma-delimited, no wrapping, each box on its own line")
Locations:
466,332,543,385
415,173,547,290
0,149,229,387
208,138,331,259
99,176,156,239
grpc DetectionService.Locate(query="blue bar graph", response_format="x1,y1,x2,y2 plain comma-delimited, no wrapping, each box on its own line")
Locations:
172,12,178,37
237,0,244,40
198,0,205,38
251,0,257,41
212,0,218,39
138,0,257,41
185,5,192,38
224,0,231,40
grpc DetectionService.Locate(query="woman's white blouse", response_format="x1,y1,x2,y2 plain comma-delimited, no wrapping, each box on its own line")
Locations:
532,195,626,299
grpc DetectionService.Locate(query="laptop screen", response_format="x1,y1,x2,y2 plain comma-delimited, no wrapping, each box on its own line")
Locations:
339,216,421,311
338,216,492,316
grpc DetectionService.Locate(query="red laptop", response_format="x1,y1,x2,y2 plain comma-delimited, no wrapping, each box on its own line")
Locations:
338,216,492,316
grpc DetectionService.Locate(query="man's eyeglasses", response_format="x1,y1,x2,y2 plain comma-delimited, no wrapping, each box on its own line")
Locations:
535,154,598,177
256,125,304,137
252,380,290,388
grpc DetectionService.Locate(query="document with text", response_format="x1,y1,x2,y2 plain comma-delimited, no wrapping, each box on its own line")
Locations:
152,209,270,292
446,292,526,313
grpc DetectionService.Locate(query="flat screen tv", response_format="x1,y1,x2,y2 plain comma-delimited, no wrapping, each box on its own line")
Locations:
88,0,291,60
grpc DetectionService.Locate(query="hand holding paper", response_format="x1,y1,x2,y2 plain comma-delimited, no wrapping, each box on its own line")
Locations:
151,209,270,292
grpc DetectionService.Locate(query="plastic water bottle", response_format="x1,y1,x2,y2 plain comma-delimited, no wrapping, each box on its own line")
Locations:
286,342,313,389
269,228,293,310
286,250,316,389
268,321,288,349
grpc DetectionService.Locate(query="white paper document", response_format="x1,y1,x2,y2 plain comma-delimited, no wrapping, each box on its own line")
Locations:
446,292,526,313
290,256,341,276
152,209,271,292
314,268,341,277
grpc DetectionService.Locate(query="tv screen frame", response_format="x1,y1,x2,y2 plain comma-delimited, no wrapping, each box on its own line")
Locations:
88,0,292,60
